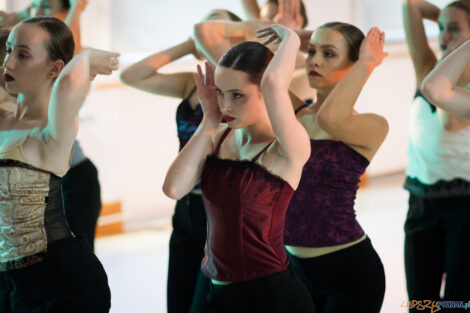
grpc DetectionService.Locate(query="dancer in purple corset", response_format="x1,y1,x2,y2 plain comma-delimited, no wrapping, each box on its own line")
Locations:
163,23,314,312
120,9,241,313
259,23,389,313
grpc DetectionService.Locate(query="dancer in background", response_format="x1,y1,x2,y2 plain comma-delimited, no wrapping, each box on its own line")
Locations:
421,39,470,119
0,0,101,251
194,0,313,101
120,9,241,313
0,16,118,312
241,0,308,29
257,23,388,313
163,25,313,311
402,1,470,311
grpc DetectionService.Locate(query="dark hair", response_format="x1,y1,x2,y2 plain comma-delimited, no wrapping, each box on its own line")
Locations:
318,22,365,61
445,0,470,25
219,41,274,85
267,0,309,29
23,16,74,65
224,10,242,22
60,0,71,9
0,28,11,62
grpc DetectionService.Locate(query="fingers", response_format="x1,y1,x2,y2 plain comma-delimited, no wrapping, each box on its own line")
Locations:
205,61,214,86
261,35,280,46
256,26,275,38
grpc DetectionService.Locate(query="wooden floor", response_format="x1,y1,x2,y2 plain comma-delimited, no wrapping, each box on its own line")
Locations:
95,175,410,313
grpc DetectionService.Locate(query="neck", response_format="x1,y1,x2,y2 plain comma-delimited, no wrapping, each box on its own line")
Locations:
313,87,332,113
239,115,275,145
15,86,51,122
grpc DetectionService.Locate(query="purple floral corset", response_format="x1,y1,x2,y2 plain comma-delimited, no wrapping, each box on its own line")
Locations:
284,140,369,247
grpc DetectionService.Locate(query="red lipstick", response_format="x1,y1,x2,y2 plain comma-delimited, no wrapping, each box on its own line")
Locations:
224,115,235,122
309,70,322,78
3,73,15,82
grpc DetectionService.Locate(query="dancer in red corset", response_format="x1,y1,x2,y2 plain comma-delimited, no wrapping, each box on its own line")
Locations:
163,25,314,312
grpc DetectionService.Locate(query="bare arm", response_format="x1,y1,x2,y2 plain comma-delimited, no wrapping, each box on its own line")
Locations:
316,28,389,158
193,20,270,66
241,0,261,20
120,39,197,98
163,63,221,199
44,48,119,150
402,0,439,87
421,39,470,120
257,25,310,176
295,29,313,53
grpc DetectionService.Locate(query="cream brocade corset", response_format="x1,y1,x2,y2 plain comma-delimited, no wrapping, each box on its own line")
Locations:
0,159,72,271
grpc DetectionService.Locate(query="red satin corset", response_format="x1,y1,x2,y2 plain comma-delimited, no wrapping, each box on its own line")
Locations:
200,128,293,282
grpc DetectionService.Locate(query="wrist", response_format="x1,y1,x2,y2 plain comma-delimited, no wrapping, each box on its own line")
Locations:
356,60,376,74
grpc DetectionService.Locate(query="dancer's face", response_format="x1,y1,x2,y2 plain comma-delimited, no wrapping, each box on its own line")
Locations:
214,66,265,129
306,27,354,90
3,23,61,95
438,7,470,55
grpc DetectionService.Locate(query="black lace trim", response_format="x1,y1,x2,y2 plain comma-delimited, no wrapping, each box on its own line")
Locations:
404,176,470,198
205,155,294,191
0,159,58,178
414,89,436,113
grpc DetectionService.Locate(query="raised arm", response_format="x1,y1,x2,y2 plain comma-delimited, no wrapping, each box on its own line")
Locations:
163,62,222,199
193,20,270,66
421,39,470,120
120,39,197,97
256,24,310,167
45,48,119,149
402,0,440,87
315,28,389,158
241,0,261,20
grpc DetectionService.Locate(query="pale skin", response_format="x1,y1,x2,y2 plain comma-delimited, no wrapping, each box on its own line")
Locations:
0,22,119,174
163,27,310,200
120,9,234,110
403,0,470,131
421,39,470,119
193,19,313,106
241,0,304,29
257,25,389,257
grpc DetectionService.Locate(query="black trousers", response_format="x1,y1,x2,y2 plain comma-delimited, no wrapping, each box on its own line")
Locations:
289,237,386,313
62,159,102,251
208,267,316,313
167,193,209,313
0,237,111,313
405,194,470,313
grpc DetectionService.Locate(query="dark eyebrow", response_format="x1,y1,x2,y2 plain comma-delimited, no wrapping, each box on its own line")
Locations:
16,45,31,51
308,44,337,50
227,89,243,93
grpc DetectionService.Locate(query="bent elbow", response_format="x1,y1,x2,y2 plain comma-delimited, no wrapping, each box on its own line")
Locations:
421,79,452,106
162,182,183,200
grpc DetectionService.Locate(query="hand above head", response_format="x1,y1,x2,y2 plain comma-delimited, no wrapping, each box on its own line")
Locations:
274,0,303,29
256,23,297,46
86,48,120,77
193,62,221,122
359,27,388,70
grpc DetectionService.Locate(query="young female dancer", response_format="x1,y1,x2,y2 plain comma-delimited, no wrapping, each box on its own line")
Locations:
163,26,314,312
120,9,241,313
0,0,101,250
403,1,470,309
257,23,389,313
421,39,470,119
0,16,118,311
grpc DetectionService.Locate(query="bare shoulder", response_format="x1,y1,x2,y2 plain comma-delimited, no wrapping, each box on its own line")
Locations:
210,123,230,153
